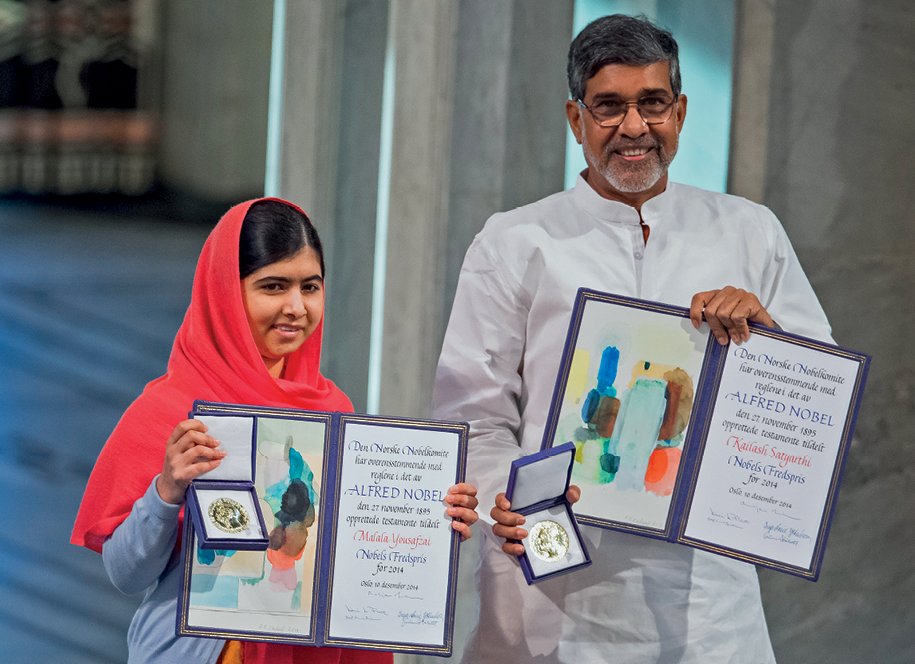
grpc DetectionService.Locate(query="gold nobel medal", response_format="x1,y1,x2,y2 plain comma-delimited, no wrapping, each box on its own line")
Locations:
208,497,250,534
529,519,570,562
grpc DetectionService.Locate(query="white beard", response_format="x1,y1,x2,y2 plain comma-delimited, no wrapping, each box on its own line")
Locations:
583,130,678,194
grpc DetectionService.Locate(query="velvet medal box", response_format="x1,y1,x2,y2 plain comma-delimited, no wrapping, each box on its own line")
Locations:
504,442,592,584
185,414,270,551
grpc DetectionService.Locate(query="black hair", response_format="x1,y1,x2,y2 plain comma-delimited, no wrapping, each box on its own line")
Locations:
238,200,325,279
567,14,681,102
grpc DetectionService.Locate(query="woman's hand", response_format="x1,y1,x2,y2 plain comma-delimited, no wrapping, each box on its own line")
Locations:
492,485,581,556
445,483,479,541
156,420,226,505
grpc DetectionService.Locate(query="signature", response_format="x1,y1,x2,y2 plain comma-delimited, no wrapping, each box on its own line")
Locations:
367,590,423,601
398,610,443,628
344,604,387,621
708,508,747,529
761,521,810,547
623,514,662,528
256,623,301,633
740,501,769,514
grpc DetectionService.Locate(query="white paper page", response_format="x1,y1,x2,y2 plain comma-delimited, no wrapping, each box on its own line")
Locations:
327,422,460,647
683,334,860,568
195,415,254,482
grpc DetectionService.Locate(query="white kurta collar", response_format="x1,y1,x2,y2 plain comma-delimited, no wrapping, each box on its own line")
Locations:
573,172,677,229
573,173,641,226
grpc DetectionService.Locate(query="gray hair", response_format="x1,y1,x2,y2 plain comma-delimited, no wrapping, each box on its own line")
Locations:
567,14,681,101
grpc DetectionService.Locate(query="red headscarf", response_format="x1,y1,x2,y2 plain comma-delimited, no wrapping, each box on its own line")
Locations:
71,198,353,553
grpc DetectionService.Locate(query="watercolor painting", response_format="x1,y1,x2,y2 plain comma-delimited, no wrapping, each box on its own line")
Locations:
188,416,327,626
550,297,708,530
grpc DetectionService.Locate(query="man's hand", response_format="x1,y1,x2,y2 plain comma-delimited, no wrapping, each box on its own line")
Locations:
491,485,581,556
690,287,775,345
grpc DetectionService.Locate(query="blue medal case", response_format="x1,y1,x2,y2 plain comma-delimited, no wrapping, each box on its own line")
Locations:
504,442,592,584
184,414,269,551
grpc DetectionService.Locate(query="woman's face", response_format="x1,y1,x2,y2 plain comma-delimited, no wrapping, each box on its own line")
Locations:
241,246,325,378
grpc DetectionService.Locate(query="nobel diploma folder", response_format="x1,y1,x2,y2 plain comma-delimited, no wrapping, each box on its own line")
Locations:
177,401,468,656
541,289,869,580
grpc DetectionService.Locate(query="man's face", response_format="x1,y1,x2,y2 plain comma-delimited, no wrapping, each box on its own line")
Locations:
566,62,687,208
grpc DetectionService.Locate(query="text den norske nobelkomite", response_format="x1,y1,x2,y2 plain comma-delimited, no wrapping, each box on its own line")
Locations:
343,438,451,584
717,345,845,502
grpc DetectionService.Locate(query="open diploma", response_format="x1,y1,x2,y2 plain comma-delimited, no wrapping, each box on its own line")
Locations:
542,289,869,580
177,402,467,655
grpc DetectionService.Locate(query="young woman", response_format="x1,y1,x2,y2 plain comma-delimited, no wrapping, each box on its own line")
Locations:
71,199,479,664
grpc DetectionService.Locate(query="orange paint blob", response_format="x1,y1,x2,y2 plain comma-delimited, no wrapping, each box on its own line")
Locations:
266,546,304,571
644,447,682,496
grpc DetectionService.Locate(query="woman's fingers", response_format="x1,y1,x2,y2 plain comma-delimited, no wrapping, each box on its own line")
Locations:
173,445,225,479
445,483,478,509
174,429,221,454
158,420,225,504
451,520,474,541
446,483,479,540
448,505,478,526
166,418,209,446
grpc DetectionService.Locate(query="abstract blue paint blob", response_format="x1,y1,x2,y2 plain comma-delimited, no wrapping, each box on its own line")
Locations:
196,547,236,565
190,573,240,608
265,449,318,517
197,547,216,566
596,346,620,397
599,453,620,477
581,388,601,424
288,447,304,481
611,377,668,491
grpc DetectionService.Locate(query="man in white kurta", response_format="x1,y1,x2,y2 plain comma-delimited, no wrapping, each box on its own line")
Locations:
433,14,832,664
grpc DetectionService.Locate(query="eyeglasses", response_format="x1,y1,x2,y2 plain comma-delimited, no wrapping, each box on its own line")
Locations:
578,95,678,127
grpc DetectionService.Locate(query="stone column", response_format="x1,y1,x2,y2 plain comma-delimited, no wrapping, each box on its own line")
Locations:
276,0,387,411
727,0,776,203
376,0,574,418
444,0,574,322
321,0,390,412
274,0,573,422
375,0,461,418
275,0,346,265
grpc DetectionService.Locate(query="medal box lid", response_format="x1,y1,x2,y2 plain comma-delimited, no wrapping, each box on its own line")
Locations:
192,415,257,484
505,442,576,513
